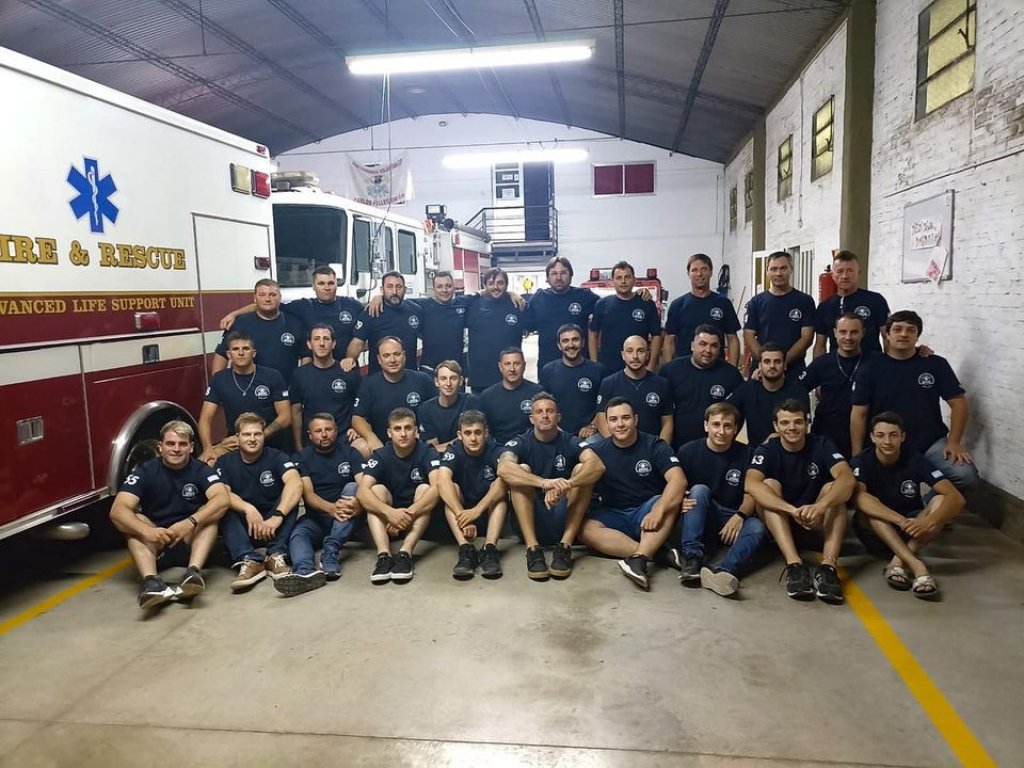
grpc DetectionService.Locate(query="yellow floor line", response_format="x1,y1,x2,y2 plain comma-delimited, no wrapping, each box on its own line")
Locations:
841,567,997,768
0,556,132,637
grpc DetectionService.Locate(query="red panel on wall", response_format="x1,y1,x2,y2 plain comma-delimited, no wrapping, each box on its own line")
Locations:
593,165,623,196
625,163,655,194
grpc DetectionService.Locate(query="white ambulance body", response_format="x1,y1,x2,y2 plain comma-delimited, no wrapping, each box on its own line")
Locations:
0,46,274,540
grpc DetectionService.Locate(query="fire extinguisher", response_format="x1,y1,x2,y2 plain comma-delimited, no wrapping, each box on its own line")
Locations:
819,264,838,303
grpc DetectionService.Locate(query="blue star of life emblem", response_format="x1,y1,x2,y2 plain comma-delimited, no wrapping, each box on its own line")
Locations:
67,157,118,233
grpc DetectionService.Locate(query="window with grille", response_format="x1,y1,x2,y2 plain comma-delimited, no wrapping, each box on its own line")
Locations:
812,97,834,180
743,171,754,222
593,162,656,196
729,186,738,232
916,0,976,119
777,136,793,201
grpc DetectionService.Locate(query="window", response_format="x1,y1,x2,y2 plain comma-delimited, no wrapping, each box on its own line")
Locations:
777,136,793,201
729,186,738,232
812,97,834,180
384,227,395,272
916,0,976,119
398,229,417,275
744,171,755,222
353,218,371,278
593,162,655,196
272,205,347,288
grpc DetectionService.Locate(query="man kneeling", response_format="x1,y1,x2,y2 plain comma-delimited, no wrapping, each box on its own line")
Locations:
110,420,229,608
745,399,855,603
851,411,964,599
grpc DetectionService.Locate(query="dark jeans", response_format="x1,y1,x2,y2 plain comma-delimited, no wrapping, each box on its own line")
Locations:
679,484,768,576
220,507,298,565
287,481,362,574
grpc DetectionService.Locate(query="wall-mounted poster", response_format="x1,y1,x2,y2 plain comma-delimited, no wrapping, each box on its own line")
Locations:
902,190,953,283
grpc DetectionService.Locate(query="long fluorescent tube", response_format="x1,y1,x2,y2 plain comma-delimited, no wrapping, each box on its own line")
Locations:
348,39,594,76
442,148,589,169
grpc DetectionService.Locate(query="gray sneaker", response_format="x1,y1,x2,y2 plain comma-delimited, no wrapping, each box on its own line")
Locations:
273,570,327,596
700,566,739,597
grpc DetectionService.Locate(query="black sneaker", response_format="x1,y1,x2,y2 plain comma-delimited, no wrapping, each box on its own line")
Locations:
479,544,503,579
452,543,478,580
679,554,703,584
370,553,393,584
525,546,549,580
813,564,845,604
138,576,175,609
548,543,573,579
391,551,414,583
665,547,683,571
273,570,327,596
174,566,206,600
618,554,649,590
781,563,814,600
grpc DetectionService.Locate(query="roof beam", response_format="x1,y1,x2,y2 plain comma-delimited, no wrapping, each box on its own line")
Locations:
614,0,626,137
672,0,729,151
589,66,763,115
522,0,572,127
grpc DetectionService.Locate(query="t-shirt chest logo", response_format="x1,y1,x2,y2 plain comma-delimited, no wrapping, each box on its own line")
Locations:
281,333,296,346
181,483,199,500
331,378,347,393
568,302,582,315
900,479,917,497
456,307,465,316
854,306,870,319
339,311,353,324
788,309,803,321
408,315,421,328
726,468,742,486
632,309,645,322
807,462,820,478
710,307,724,320
635,460,653,476
505,313,519,326
918,373,935,388
410,468,424,482
710,384,726,398
554,455,566,472
577,377,593,392
520,399,532,413
645,392,660,406
483,465,496,480
259,470,275,487
406,392,422,406
254,385,271,399
338,462,352,476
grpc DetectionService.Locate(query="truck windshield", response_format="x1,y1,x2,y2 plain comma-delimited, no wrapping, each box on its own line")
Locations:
272,205,348,287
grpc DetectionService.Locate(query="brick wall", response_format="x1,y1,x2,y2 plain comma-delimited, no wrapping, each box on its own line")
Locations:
870,0,1024,499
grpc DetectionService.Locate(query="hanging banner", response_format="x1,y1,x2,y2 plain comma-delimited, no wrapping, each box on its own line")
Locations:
348,155,414,208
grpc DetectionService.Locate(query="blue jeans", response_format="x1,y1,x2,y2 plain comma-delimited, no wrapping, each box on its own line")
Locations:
288,482,362,575
680,485,768,576
588,495,662,540
220,507,297,565
925,437,979,491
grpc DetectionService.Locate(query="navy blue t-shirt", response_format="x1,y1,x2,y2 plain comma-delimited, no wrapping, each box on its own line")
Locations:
215,447,298,515
850,353,965,452
726,378,810,446
205,366,289,431
362,441,441,507
596,370,672,437
592,432,680,510
502,429,584,480
297,442,363,503
749,434,846,506
283,296,364,355
525,286,599,372
539,359,606,434
412,295,470,369
851,448,947,514
479,380,544,444
465,294,526,389
744,289,816,369
797,351,876,457
352,300,423,375
814,289,890,354
418,392,481,444
676,438,750,511
590,294,662,372
353,370,436,442
659,357,743,448
664,292,741,358
215,312,302,383
120,457,223,526
288,362,361,436
439,439,501,507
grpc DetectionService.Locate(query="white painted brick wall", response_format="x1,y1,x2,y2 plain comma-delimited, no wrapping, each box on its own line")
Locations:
722,137,755,315
871,0,1024,499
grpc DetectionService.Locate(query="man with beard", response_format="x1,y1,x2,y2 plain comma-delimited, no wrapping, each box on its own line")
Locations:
465,268,527,393
479,348,543,444
594,336,673,443
418,360,480,451
347,271,424,375
539,324,606,438
351,337,436,449
813,251,890,357
275,414,366,595
216,413,301,591
589,261,662,374
357,408,442,584
659,324,743,448
663,254,741,366
743,251,816,376
212,278,302,383
726,344,809,446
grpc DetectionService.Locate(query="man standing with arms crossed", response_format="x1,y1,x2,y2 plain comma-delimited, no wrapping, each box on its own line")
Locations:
663,254,741,366
743,251,815,377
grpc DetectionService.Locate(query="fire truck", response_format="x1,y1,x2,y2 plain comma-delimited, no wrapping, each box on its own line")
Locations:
580,266,670,321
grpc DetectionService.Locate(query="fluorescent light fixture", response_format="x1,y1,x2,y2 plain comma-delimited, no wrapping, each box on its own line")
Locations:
442,148,589,169
347,39,594,76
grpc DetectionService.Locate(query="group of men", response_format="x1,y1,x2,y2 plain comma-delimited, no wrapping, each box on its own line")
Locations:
111,250,977,609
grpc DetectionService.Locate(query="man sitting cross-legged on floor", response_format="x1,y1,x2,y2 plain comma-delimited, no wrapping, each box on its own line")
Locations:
850,411,964,599
673,402,768,597
745,399,855,603
356,407,442,584
274,413,366,596
581,397,685,590
216,413,302,592
497,393,604,580
436,410,508,580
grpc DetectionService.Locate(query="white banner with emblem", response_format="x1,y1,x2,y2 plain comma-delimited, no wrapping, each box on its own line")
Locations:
348,155,414,208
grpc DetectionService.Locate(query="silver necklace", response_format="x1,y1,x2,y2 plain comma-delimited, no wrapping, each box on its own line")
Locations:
836,354,860,384
232,365,257,397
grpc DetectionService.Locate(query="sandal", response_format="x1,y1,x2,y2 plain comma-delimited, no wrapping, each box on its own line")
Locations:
912,574,939,600
884,564,911,591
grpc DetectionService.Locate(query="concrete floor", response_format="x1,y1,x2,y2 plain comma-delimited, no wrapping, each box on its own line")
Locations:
0,509,1023,768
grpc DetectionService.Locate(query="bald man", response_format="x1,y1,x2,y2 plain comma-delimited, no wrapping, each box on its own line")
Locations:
594,335,673,443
